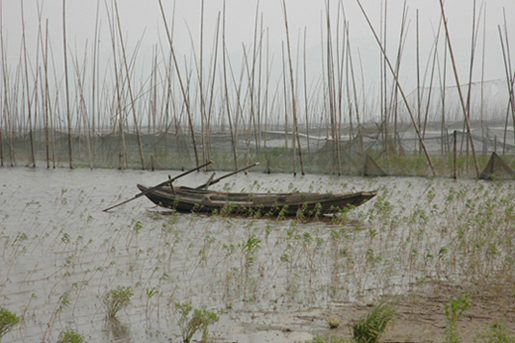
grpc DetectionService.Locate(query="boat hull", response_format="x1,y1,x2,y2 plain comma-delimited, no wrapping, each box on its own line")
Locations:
137,184,377,217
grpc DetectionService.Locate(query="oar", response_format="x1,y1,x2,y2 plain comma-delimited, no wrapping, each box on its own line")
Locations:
196,162,260,189
103,160,213,212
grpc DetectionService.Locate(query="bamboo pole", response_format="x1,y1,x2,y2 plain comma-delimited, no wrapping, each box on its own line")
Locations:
43,19,50,168
198,0,208,166
222,0,238,170
62,0,73,169
498,12,515,151
355,0,436,176
205,13,221,165
113,0,145,170
21,0,36,168
346,32,363,153
281,0,305,176
0,0,11,166
460,0,480,163
453,130,457,179
92,0,100,138
438,0,480,177
158,0,200,168
416,10,421,156
325,0,341,175
72,46,93,170
303,27,310,154
105,1,127,169
480,6,486,154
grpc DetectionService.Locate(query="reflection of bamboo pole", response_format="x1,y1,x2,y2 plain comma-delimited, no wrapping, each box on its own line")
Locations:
158,0,200,168
356,0,436,176
281,0,305,176
438,0,480,177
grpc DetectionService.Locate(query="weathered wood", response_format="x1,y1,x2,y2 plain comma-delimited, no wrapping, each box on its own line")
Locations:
137,184,378,217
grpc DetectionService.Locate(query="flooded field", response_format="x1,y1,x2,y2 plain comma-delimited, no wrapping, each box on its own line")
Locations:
1,167,515,342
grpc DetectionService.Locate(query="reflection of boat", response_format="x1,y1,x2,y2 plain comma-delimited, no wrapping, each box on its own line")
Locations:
136,184,378,217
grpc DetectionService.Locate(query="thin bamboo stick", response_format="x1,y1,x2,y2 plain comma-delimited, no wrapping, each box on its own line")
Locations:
114,0,145,169
222,1,237,170
355,0,436,176
21,0,36,167
499,10,515,150
281,0,305,176
158,0,200,167
105,0,127,169
325,0,341,175
438,0,480,177
62,0,73,169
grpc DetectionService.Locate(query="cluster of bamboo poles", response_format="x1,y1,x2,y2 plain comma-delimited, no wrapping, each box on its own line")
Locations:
0,0,514,177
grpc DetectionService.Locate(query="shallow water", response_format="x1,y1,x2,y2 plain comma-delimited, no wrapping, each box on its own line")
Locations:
0,167,511,342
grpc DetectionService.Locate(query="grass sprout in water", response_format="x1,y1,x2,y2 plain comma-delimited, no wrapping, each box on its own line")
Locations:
174,302,219,343
56,328,86,343
0,307,20,342
102,286,133,319
351,302,395,343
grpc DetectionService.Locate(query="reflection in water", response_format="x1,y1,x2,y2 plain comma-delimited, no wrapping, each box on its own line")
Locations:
102,317,130,342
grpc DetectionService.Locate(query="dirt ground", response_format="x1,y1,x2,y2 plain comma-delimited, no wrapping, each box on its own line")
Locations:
304,287,515,343
218,285,515,343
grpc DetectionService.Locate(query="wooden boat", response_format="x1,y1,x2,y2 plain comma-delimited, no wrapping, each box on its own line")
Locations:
136,184,378,217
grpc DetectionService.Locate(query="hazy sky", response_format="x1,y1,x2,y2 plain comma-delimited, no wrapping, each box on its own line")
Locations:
1,0,515,93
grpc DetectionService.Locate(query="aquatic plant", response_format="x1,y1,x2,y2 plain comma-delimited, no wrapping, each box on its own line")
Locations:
174,302,219,343
351,302,395,343
56,328,86,343
102,286,134,319
326,316,341,329
308,335,347,343
0,307,20,341
479,320,515,343
444,293,469,343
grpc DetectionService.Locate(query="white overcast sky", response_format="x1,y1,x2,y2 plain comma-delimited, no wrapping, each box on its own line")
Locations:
1,0,515,93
